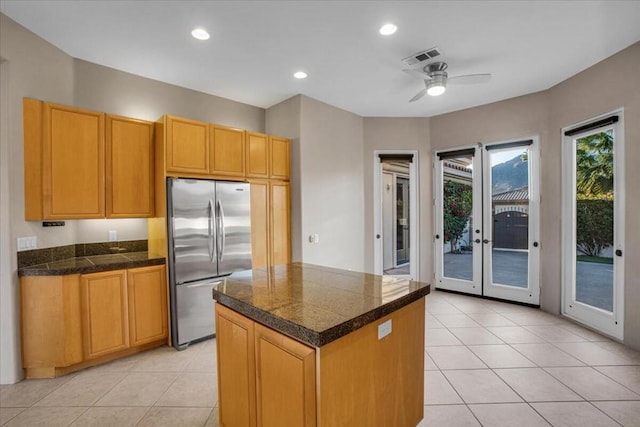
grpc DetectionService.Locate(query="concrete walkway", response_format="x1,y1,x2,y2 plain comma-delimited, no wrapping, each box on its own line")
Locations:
443,250,613,311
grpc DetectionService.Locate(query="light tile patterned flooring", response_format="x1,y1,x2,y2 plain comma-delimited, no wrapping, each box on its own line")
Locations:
1,291,639,426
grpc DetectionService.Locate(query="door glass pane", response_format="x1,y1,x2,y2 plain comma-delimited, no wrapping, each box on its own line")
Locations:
490,147,529,288
574,131,614,312
396,177,410,265
442,155,474,281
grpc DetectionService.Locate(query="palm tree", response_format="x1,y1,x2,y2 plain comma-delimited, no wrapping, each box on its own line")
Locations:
576,131,613,196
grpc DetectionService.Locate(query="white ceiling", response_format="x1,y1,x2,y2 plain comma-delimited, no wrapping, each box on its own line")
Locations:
2,1,639,117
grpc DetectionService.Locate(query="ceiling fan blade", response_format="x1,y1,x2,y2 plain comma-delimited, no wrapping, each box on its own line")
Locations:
402,68,432,80
448,73,492,85
409,88,428,103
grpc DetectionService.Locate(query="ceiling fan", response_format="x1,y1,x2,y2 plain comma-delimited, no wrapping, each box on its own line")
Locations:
403,62,491,102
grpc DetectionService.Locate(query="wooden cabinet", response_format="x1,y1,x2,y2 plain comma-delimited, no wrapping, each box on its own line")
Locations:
254,323,316,427
211,124,245,177
42,102,105,219
21,265,168,378
250,181,270,269
246,132,269,178
216,303,257,427
246,133,290,181
164,116,245,178
80,270,130,359
127,265,168,346
216,304,315,427
106,115,155,217
23,99,155,219
270,136,290,180
270,181,291,265
165,116,209,174
250,180,291,268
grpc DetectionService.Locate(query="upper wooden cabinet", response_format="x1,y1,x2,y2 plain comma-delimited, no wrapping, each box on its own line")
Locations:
23,99,155,220
270,136,290,181
210,124,245,177
165,116,209,174
246,132,270,179
106,115,155,218
246,133,291,181
42,102,105,219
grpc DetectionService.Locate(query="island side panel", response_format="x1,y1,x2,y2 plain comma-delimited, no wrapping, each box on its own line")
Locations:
317,297,425,427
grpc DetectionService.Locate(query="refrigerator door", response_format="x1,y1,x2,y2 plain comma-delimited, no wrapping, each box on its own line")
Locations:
216,182,252,275
169,178,218,284
175,278,222,346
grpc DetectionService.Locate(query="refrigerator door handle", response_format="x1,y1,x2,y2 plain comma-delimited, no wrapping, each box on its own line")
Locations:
185,280,223,289
208,199,215,262
217,199,226,262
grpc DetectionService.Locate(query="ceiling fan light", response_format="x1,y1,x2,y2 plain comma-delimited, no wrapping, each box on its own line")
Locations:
426,73,447,96
427,84,445,96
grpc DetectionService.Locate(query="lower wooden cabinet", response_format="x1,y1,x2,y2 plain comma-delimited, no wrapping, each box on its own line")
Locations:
20,265,168,378
216,304,316,427
81,270,130,359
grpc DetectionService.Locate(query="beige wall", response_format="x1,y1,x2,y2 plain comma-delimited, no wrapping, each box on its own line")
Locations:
430,42,640,350
298,96,365,271
363,118,432,282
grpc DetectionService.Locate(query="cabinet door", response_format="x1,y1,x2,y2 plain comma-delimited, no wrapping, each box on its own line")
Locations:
106,115,154,218
42,103,105,218
166,116,209,174
254,323,316,427
210,125,245,177
80,270,129,359
246,132,269,178
269,136,290,181
216,304,256,427
250,181,270,269
270,182,291,265
127,265,168,347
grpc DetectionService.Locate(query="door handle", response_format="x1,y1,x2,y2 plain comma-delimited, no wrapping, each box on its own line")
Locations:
474,239,481,244
533,242,539,247
208,200,215,262
217,200,226,262
435,234,440,239
615,249,622,257
483,239,490,244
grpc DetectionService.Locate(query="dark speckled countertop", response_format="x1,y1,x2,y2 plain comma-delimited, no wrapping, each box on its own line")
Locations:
212,262,430,347
18,252,165,276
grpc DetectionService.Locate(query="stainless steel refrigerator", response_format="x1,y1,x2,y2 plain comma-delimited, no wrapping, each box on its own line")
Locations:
167,177,251,349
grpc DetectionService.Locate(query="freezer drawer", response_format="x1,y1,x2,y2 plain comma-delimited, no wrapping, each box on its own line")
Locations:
175,279,221,347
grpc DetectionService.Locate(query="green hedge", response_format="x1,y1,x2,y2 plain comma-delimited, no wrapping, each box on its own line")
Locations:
576,198,613,257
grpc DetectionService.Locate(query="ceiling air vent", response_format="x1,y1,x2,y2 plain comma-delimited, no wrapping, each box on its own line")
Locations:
401,47,441,67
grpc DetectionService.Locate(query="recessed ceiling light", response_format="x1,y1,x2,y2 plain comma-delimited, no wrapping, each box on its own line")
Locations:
191,28,210,40
379,23,397,36
293,71,308,79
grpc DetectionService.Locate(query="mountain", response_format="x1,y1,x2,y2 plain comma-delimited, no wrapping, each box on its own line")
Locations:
491,155,528,193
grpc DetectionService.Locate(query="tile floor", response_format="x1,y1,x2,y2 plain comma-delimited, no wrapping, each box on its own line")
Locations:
1,290,639,426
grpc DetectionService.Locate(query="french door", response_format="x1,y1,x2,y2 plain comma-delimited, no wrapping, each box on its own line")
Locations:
562,112,624,339
434,139,540,305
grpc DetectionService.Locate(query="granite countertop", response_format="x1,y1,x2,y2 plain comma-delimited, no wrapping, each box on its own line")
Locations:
18,252,165,276
212,262,430,347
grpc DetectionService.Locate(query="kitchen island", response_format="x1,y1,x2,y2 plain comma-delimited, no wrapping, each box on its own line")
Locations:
211,262,430,427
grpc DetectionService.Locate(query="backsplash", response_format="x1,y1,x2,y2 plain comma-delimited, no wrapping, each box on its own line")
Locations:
17,240,148,269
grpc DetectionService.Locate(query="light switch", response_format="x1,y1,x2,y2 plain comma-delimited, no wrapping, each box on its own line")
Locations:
17,236,37,251
378,319,392,340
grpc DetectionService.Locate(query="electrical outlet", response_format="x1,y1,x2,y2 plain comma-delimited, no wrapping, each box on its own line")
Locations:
17,236,37,251
108,230,118,242
378,319,392,340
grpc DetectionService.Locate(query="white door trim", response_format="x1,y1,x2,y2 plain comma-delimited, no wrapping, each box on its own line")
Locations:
373,150,419,280
561,109,625,340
